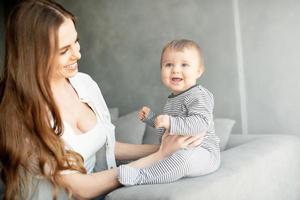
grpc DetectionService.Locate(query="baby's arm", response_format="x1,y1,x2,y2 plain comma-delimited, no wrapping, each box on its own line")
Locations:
139,106,167,135
154,114,170,130
138,106,157,128
169,92,214,136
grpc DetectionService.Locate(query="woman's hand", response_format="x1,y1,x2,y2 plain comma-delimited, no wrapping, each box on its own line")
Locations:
126,131,204,169
159,131,203,157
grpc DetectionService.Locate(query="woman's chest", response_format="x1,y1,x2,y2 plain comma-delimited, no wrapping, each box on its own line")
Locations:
59,97,97,134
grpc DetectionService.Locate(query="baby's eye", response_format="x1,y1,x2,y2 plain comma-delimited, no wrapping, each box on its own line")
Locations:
165,63,173,67
182,63,189,67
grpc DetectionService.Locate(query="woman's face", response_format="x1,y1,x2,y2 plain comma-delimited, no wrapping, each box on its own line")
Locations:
50,18,81,82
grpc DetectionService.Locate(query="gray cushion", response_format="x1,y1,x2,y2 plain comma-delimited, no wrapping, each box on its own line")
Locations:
109,107,119,122
143,118,235,151
113,111,146,144
106,135,300,200
94,144,108,172
214,118,235,151
142,125,160,144
95,109,146,172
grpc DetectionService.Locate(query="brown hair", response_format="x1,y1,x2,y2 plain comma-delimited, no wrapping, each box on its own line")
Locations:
160,39,204,71
0,0,85,199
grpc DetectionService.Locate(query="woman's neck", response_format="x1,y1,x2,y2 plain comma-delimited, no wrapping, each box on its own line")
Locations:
50,78,73,98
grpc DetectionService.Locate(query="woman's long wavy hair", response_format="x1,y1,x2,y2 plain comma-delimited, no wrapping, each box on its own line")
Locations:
0,0,86,199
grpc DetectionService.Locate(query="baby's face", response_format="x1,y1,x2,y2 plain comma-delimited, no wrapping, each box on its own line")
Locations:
161,47,203,95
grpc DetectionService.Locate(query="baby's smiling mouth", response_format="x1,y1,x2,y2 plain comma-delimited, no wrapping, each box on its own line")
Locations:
171,77,183,82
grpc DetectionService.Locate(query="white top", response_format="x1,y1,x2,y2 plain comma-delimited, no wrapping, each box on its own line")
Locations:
61,72,116,174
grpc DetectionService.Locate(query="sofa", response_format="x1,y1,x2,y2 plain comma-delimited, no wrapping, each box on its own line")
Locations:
107,133,300,200
106,109,300,200
1,109,300,200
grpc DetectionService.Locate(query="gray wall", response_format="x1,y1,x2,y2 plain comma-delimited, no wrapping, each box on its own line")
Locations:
2,0,300,136
239,0,300,135
58,0,242,133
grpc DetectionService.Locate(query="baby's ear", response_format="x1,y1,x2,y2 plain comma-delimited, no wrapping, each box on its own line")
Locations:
197,72,203,79
197,65,204,78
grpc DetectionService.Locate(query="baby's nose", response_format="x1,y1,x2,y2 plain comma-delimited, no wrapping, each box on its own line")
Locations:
171,65,181,73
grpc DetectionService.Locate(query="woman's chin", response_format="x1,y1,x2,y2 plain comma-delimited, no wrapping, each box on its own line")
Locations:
64,68,78,78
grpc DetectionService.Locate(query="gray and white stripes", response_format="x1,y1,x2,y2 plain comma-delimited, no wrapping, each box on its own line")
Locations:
119,149,193,185
118,85,220,185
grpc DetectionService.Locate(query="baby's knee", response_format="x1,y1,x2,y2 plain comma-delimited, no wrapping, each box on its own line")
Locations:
187,148,220,177
169,149,198,171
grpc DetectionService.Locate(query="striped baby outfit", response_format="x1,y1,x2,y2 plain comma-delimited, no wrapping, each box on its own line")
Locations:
118,85,220,185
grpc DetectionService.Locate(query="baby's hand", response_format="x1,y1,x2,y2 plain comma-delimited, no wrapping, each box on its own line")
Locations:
138,106,151,121
155,115,170,130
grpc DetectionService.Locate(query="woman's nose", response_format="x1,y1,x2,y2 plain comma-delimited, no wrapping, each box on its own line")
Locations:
72,49,81,60
72,44,81,60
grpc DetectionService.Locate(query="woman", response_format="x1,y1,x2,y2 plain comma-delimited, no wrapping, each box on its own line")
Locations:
0,0,201,199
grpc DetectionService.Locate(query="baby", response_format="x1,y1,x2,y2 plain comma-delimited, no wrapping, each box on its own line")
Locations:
118,39,220,185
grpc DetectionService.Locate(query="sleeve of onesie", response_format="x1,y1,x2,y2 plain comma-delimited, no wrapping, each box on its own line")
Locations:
143,110,165,136
142,110,157,128
169,90,214,136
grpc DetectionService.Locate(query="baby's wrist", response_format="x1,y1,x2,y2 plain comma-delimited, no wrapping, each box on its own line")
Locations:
165,115,170,129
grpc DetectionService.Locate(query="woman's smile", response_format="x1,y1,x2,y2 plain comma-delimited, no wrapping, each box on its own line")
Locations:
65,62,78,70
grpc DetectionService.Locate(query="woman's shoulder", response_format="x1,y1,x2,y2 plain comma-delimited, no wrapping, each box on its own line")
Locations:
70,72,99,89
69,72,102,98
72,72,94,83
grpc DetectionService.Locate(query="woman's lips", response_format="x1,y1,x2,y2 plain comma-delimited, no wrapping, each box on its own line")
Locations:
65,62,78,70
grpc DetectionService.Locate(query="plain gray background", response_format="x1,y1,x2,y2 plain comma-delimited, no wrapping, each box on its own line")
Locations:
1,0,299,136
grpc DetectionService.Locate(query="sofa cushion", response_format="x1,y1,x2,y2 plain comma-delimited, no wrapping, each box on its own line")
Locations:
109,107,119,122
214,118,235,151
113,111,146,144
142,125,161,144
143,118,235,151
106,135,300,200
95,110,146,171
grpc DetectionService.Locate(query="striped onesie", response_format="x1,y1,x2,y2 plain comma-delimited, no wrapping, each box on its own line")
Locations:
118,85,220,185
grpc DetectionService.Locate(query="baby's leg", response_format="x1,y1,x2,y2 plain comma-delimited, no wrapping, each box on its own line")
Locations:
186,147,220,177
118,149,194,186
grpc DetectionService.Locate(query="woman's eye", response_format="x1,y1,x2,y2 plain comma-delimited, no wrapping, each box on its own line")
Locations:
60,49,69,55
60,38,79,55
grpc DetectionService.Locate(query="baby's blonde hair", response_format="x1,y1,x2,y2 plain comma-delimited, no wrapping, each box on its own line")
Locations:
160,39,204,71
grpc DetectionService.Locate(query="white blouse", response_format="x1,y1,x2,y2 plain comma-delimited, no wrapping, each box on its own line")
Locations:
61,72,116,173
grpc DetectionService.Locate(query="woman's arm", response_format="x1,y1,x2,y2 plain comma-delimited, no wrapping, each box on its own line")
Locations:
60,133,202,199
60,168,120,200
60,150,166,199
127,133,203,168
115,142,159,161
